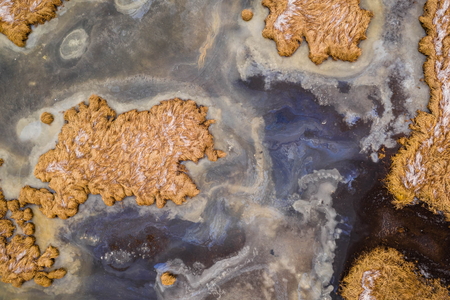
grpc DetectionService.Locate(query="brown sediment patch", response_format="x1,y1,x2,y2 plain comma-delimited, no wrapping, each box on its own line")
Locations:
20,95,226,219
241,9,253,21
261,0,373,64
0,158,3,167
0,0,65,47
0,188,65,288
340,247,449,300
40,112,54,125
161,272,177,286
386,0,450,221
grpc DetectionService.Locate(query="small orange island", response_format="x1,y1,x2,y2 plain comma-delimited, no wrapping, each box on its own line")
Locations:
241,9,253,21
40,112,54,125
21,95,226,219
261,0,373,64
160,272,177,286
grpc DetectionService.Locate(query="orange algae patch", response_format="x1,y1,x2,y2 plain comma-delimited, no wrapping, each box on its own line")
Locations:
0,0,65,47
40,112,54,125
386,0,450,221
20,95,226,219
0,188,66,288
8,199,35,236
261,0,373,64
161,272,177,286
241,9,253,21
340,247,449,300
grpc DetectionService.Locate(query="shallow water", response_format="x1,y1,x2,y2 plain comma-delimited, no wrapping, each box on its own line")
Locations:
0,0,446,299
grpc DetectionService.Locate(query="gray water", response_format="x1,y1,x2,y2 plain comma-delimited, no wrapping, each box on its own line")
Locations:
0,0,430,299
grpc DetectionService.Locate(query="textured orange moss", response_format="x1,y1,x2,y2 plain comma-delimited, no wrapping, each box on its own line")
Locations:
0,0,65,47
340,247,449,300
8,199,35,235
20,95,226,219
262,0,373,64
161,272,177,286
0,188,65,288
241,9,253,21
40,112,54,125
386,0,450,220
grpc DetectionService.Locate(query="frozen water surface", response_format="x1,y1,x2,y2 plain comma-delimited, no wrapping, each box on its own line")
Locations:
0,0,446,299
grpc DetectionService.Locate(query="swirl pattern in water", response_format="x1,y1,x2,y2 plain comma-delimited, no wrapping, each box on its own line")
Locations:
0,0,449,299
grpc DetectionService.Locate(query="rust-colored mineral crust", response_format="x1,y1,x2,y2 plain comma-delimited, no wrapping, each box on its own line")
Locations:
386,0,450,221
21,95,226,219
340,247,449,300
0,188,66,288
0,0,64,47
261,0,373,64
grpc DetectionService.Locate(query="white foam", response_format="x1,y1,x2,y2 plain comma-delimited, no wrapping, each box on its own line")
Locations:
60,28,89,60
18,121,42,142
294,169,343,299
0,0,14,23
114,0,153,19
359,270,380,300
